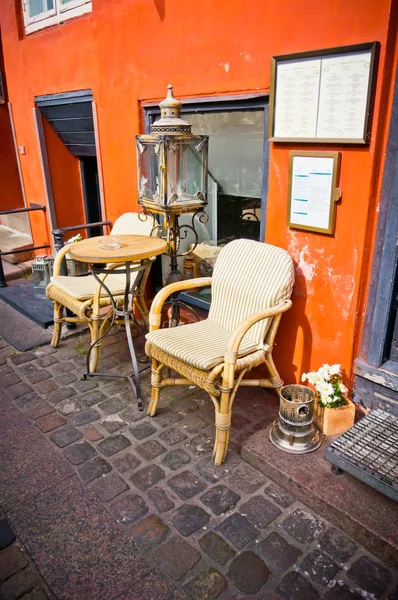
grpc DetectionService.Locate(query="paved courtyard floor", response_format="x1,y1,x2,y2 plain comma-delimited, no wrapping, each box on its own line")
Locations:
0,327,397,599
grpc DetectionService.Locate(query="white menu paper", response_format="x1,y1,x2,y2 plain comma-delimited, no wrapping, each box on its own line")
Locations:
290,156,334,230
273,58,321,138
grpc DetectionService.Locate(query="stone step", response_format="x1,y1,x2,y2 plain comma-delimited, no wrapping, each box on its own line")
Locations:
242,425,398,570
0,225,33,264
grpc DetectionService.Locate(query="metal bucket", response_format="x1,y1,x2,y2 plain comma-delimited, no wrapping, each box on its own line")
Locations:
270,384,323,454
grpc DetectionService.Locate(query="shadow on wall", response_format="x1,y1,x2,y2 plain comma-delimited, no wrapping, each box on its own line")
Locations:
273,260,312,386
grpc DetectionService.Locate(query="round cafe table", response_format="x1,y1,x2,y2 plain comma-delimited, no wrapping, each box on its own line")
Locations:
69,234,167,409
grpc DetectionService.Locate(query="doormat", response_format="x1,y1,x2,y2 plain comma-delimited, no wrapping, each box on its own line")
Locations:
0,282,54,328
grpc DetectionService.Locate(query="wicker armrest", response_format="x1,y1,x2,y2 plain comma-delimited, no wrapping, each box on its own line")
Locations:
149,277,212,330
225,299,292,362
52,246,72,276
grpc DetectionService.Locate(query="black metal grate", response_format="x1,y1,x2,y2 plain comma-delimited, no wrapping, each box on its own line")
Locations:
324,409,398,502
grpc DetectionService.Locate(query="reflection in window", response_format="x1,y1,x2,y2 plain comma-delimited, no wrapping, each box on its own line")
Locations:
29,0,54,17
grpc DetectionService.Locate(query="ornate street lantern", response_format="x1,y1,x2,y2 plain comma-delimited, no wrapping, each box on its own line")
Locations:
136,85,209,325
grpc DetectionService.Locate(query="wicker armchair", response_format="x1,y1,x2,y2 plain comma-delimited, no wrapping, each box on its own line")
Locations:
145,239,295,465
46,213,154,371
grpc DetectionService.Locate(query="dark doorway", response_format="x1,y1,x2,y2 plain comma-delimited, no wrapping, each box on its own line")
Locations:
80,156,101,237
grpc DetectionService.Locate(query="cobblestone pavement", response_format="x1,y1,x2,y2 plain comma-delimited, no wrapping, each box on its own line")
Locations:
0,329,397,600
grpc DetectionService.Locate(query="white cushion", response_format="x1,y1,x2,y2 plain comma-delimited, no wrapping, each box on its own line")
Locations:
50,272,132,301
146,319,258,370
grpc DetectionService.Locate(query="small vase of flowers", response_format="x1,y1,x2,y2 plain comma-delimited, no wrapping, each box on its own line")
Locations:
301,364,355,435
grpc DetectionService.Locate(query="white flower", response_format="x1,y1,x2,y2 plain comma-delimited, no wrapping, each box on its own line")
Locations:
329,364,341,376
301,373,307,383
338,382,348,394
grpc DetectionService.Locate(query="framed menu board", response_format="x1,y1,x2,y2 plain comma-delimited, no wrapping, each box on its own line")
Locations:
287,151,341,234
269,42,379,144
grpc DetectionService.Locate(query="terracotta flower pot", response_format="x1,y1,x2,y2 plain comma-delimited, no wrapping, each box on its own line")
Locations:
314,395,355,435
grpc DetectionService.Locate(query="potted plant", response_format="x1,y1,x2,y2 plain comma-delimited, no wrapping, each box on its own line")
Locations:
301,364,355,435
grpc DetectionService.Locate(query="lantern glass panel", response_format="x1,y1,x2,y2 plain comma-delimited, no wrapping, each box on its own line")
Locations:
166,137,208,206
137,140,161,205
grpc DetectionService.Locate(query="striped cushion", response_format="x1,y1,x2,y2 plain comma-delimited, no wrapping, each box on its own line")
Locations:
147,240,294,370
111,212,154,236
209,239,294,347
146,319,258,370
50,272,135,301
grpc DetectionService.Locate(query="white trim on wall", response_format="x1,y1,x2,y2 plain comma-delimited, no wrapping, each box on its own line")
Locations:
22,0,92,35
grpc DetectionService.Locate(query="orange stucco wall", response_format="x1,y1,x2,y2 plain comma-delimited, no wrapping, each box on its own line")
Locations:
0,0,396,385
0,39,23,211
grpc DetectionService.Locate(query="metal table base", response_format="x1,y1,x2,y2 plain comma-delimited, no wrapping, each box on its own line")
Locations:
82,260,150,410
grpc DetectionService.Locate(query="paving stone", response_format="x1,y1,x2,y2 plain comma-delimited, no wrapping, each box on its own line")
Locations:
100,417,126,433
130,421,158,440
0,567,40,599
73,378,99,393
24,402,55,420
78,456,112,483
318,526,358,564
83,424,103,441
154,410,183,428
264,483,296,508
172,504,210,536
136,439,167,461
63,441,96,465
35,380,57,394
19,586,49,599
387,583,398,600
91,472,129,502
323,582,362,600
98,434,132,457
50,426,83,447
227,551,270,594
276,571,321,600
103,378,131,397
195,453,242,484
10,352,36,365
184,568,227,600
281,508,326,544
48,360,75,375
131,464,165,491
13,392,42,410
258,532,301,572
147,487,175,512
159,427,187,446
112,453,141,473
0,519,16,549
54,372,78,386
71,408,101,427
120,570,186,600
80,390,108,408
227,464,267,494
199,531,235,565
240,495,281,528
299,549,339,585
153,536,201,580
130,514,170,552
57,398,82,415
200,484,240,515
0,544,29,582
347,555,391,597
27,370,51,384
110,494,149,526
185,433,213,456
120,406,147,423
231,412,251,430
46,387,76,405
35,413,66,433
170,397,199,413
5,382,34,400
168,470,207,500
0,372,22,388
161,449,191,471
37,355,58,367
180,414,208,434
0,364,13,377
15,363,37,377
217,513,258,549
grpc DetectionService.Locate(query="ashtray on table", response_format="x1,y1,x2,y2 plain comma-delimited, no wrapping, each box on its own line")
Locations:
98,237,121,250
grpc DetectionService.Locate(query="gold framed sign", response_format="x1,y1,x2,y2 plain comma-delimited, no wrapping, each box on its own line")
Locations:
269,42,379,144
287,151,341,234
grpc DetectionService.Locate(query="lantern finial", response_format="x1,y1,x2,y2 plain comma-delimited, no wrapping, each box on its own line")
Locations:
151,85,191,134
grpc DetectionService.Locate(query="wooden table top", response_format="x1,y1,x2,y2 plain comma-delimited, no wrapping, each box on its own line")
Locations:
68,235,167,264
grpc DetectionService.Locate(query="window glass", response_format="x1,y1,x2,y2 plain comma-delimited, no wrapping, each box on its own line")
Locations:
29,0,54,17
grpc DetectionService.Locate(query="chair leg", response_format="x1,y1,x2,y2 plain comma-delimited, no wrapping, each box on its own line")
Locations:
89,318,102,373
264,352,284,388
148,358,161,416
213,390,232,466
51,302,63,348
